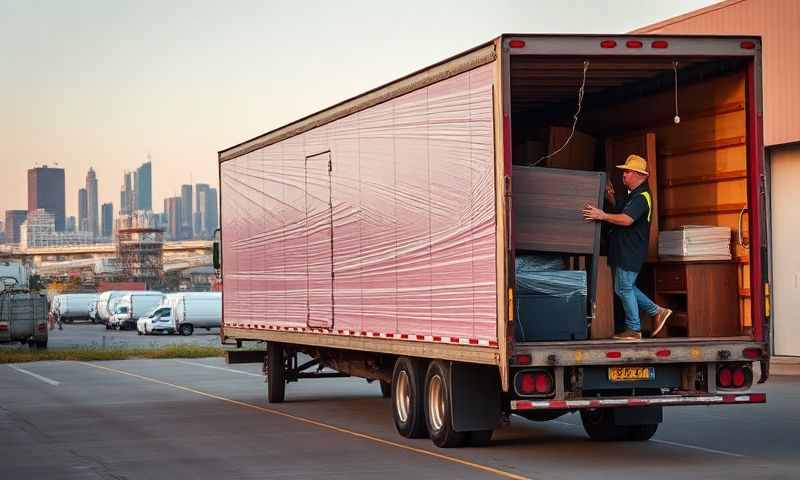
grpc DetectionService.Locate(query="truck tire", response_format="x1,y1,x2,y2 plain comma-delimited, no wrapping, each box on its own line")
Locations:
425,360,466,448
379,380,391,398
266,342,286,403
392,357,428,439
179,324,194,336
580,409,659,442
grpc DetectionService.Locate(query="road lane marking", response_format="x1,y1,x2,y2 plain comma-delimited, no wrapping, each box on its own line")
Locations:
174,360,263,378
551,418,745,458
650,439,744,458
8,365,60,386
78,362,530,480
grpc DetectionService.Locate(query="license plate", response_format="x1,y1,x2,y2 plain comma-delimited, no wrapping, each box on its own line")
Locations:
608,367,655,382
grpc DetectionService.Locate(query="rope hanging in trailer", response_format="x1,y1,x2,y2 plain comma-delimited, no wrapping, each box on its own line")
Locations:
531,60,590,167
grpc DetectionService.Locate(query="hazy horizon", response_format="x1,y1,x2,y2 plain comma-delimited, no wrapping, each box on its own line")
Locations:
1,0,719,220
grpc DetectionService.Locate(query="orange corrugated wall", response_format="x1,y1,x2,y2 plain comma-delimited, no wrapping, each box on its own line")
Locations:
633,0,800,147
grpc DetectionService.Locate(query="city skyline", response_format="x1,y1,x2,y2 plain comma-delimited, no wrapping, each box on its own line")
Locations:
1,1,716,226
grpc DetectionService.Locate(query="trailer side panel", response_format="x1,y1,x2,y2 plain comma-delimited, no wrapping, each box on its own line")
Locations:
220,63,498,346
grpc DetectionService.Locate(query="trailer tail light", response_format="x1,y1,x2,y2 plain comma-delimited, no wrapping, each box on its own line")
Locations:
514,370,555,396
600,40,617,49
740,40,756,49
606,351,621,359
513,354,532,365
718,367,732,388
651,40,669,49
0,324,8,331
626,40,643,49
717,365,752,389
743,347,762,359
509,40,526,49
656,349,671,358
38,323,47,332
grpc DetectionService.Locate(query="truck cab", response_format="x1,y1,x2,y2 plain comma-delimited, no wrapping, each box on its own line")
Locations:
137,306,174,335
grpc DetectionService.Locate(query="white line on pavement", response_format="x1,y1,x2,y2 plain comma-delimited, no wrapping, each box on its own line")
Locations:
174,359,263,377
650,439,745,458
550,418,745,458
8,365,61,386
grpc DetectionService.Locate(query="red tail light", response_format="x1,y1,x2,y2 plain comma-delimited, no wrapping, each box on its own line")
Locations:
509,40,526,49
606,351,621,359
38,323,47,332
732,368,746,388
0,324,8,331
514,354,532,365
656,349,671,358
740,40,756,49
651,40,669,49
743,348,762,359
718,367,732,388
600,40,617,49
515,370,554,396
626,40,643,49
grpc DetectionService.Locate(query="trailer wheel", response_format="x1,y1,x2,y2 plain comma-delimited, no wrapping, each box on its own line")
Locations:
425,360,466,448
266,342,286,403
179,324,194,336
580,409,659,442
391,357,428,438
379,380,391,398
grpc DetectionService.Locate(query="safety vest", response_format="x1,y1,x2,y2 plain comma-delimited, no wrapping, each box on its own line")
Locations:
640,191,652,223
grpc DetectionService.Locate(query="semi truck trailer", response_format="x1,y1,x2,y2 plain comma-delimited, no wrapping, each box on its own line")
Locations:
217,34,770,447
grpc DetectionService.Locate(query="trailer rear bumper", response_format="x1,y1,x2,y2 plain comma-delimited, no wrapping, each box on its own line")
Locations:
511,392,766,411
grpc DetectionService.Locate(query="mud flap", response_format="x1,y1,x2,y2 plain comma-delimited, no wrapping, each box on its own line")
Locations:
449,362,502,432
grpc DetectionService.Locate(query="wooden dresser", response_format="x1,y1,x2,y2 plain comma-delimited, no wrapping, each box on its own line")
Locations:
652,261,740,337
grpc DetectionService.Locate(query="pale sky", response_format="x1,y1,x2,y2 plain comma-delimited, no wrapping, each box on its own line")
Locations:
0,0,720,221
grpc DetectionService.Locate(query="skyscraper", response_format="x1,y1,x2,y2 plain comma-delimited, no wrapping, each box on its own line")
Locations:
165,197,182,241
120,171,134,215
28,165,65,231
180,184,193,238
4,210,28,244
86,167,99,238
135,161,152,211
66,216,76,232
78,188,88,231
101,203,114,238
195,183,209,234
206,187,218,235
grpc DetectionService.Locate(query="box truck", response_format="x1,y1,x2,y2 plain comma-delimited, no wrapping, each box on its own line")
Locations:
54,293,99,323
217,34,770,447
110,292,165,330
172,292,222,336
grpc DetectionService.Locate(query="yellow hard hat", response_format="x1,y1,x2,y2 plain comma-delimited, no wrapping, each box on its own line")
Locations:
616,154,649,175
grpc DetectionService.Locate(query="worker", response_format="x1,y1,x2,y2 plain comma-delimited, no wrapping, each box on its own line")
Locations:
582,154,672,341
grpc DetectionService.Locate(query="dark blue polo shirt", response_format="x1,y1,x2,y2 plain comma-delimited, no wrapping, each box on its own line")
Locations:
607,183,651,273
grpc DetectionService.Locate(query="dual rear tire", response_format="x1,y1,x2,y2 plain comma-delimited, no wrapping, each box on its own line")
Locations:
391,358,493,448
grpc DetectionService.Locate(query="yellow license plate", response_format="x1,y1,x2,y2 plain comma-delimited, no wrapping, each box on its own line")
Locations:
608,367,655,382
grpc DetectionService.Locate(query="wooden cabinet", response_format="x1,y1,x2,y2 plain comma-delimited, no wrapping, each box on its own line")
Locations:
652,261,740,337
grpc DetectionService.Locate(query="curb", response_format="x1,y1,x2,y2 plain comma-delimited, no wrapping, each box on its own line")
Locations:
768,356,800,376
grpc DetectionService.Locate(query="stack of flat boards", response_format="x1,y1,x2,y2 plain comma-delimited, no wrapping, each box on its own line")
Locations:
658,226,732,261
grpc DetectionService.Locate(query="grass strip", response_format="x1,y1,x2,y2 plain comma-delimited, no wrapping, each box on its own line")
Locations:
0,344,224,364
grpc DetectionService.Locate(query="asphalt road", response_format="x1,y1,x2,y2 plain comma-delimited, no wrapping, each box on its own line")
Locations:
1,358,798,479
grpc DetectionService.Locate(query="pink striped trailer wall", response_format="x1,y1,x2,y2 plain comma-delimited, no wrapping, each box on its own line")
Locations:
219,58,501,358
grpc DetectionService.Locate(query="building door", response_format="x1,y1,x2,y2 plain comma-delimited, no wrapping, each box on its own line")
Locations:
305,152,334,329
771,145,800,356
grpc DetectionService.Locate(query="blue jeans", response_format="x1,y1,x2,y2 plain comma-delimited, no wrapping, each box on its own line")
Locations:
613,268,659,332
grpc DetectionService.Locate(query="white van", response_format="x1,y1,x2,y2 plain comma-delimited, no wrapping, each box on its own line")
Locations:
110,292,164,330
173,292,222,336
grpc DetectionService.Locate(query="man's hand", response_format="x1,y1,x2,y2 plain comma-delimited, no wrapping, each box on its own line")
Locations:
583,204,606,222
605,180,616,205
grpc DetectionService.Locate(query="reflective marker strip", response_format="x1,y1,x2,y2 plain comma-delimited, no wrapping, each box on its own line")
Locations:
225,323,498,347
511,393,766,410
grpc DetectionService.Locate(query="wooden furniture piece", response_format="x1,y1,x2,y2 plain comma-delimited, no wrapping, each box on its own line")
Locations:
591,255,615,339
652,261,740,337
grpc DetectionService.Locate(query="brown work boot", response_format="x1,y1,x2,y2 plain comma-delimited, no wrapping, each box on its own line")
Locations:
613,329,642,341
651,307,673,338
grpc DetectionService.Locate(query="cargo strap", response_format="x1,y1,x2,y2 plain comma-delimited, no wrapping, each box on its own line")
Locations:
640,191,652,222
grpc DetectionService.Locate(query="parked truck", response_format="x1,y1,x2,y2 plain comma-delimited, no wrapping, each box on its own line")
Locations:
110,292,165,330
0,261,48,348
217,34,770,447
172,292,222,336
54,293,99,323
97,290,140,328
